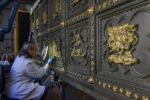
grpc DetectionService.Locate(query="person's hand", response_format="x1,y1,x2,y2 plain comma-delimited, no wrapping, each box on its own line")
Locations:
48,56,56,65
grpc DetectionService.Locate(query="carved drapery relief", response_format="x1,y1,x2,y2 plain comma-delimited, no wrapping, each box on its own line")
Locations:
107,24,139,66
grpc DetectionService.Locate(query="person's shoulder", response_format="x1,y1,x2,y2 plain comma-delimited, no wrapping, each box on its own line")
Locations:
25,57,34,63
17,56,34,63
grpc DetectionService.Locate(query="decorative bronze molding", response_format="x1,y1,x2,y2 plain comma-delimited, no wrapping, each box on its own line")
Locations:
87,6,94,15
71,0,81,6
66,6,94,26
112,85,118,92
96,0,119,12
50,21,64,32
50,6,94,32
88,16,95,84
87,76,94,84
125,90,132,97
97,80,149,99
107,24,139,66
60,21,65,27
68,71,88,80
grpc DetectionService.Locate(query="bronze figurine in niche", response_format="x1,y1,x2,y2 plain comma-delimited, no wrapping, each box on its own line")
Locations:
107,24,139,66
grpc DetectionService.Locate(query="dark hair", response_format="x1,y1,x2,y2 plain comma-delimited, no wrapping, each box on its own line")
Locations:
19,41,36,58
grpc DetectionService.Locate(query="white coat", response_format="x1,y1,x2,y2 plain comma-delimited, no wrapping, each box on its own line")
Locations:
5,56,49,100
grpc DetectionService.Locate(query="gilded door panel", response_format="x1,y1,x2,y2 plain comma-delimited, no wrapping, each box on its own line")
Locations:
66,20,90,78
96,1,150,98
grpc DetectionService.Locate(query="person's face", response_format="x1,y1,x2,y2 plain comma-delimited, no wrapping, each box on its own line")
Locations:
28,44,38,58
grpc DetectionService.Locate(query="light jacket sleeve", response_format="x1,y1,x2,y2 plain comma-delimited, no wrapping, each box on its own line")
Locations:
25,61,49,79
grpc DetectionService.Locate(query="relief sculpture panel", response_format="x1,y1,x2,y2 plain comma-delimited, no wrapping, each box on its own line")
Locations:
66,20,90,75
107,24,139,66
49,30,63,67
97,1,150,98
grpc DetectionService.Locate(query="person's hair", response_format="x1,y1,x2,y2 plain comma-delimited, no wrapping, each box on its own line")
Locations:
19,41,36,58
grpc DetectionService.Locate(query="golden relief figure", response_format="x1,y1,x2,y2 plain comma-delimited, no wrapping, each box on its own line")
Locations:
107,24,139,66
71,34,85,56
51,41,61,57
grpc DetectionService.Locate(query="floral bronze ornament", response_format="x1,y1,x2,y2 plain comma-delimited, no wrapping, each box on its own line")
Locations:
107,24,139,66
